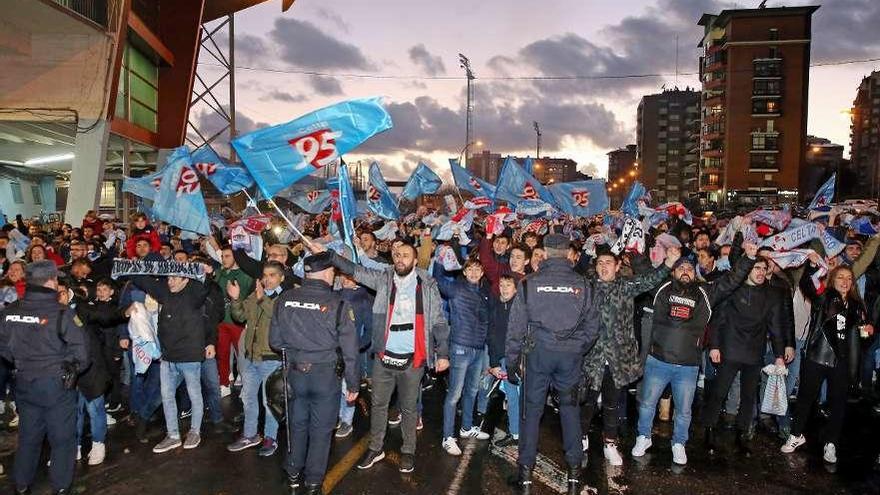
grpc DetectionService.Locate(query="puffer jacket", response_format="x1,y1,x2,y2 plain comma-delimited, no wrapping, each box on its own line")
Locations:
583,262,671,390
131,276,212,362
330,252,449,367
433,262,489,350
230,291,279,362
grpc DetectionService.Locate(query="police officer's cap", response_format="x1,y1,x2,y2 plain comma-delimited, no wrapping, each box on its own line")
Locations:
303,252,334,273
543,234,569,251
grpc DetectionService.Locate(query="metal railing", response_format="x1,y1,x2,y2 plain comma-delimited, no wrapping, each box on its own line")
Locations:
51,0,108,28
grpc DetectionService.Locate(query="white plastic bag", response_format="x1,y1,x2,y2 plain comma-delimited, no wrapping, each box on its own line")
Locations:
761,368,788,416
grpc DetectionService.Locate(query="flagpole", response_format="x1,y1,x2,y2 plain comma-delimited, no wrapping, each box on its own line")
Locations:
248,186,314,249
240,188,262,214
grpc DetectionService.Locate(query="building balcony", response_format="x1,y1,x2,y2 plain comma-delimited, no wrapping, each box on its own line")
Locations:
700,183,722,192
704,78,725,90
704,95,724,108
51,0,110,28
702,149,723,158
703,132,724,141
705,61,725,73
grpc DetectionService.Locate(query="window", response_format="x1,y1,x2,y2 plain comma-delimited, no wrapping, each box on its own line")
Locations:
750,154,779,170
768,46,779,59
10,182,23,204
753,99,781,115
30,185,42,205
116,45,159,132
669,126,681,132
753,80,781,96
751,134,779,151
769,28,779,41
754,60,782,77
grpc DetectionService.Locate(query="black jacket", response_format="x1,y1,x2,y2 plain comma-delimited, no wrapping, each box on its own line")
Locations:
0,285,90,380
709,282,787,365
487,294,513,368
649,254,755,366
132,276,212,363
800,267,868,379
506,258,601,363
78,325,109,400
74,298,128,355
268,278,359,392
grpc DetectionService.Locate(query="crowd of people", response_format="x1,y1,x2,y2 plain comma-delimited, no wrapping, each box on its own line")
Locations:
0,199,878,494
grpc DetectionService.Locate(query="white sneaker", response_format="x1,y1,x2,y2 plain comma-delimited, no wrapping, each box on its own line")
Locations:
8,413,18,427
631,435,652,457
76,445,82,461
106,414,117,426
582,434,589,452
781,434,806,454
88,442,106,466
671,443,687,465
823,443,837,464
442,437,462,456
459,427,490,441
220,386,231,398
603,441,624,466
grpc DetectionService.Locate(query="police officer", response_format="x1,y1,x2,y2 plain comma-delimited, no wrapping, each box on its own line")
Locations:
0,261,89,495
505,234,600,495
269,252,359,495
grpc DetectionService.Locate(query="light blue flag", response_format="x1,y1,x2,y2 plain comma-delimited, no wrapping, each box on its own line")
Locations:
621,181,647,217
808,173,835,210
190,145,255,195
523,157,534,176
122,169,163,201
283,189,333,214
231,97,393,199
851,216,878,236
449,158,496,198
152,146,211,235
549,180,609,217
401,162,442,201
367,162,400,220
337,161,359,262
494,156,557,207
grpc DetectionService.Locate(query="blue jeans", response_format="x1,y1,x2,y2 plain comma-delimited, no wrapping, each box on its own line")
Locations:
76,394,107,445
499,358,520,437
339,379,356,425
637,355,699,446
477,348,492,415
178,358,223,423
442,343,484,439
129,357,161,421
160,361,203,438
240,356,281,439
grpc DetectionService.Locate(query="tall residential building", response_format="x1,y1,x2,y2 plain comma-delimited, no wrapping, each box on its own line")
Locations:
697,5,818,207
636,89,701,203
850,71,880,197
606,145,637,208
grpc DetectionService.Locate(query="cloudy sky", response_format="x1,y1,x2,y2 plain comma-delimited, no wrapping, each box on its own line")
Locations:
197,0,880,182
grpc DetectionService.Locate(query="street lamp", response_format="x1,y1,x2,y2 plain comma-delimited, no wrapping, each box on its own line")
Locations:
457,140,483,166
629,170,637,177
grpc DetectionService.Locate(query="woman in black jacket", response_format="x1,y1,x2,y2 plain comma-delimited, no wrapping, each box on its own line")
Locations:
781,261,875,463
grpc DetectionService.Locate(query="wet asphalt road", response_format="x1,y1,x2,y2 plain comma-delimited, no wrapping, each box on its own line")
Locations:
1,383,878,494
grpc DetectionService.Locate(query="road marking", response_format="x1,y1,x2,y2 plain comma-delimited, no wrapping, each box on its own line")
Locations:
490,443,598,494
322,436,370,494
446,439,479,495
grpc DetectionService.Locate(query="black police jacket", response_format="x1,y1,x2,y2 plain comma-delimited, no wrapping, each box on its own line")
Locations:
268,278,359,392
0,285,89,380
505,258,600,364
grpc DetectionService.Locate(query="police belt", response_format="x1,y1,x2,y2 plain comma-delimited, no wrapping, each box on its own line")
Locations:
287,348,338,372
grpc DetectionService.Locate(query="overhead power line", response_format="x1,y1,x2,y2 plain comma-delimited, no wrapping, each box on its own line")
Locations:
198,56,880,82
